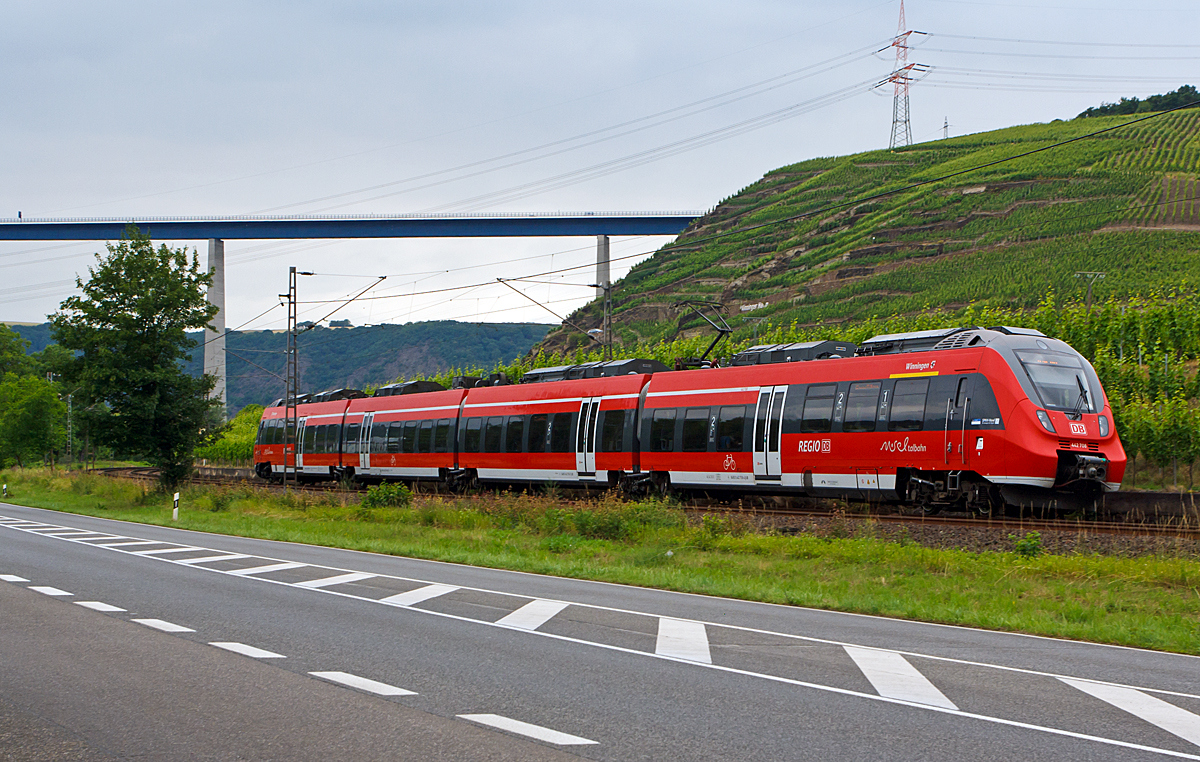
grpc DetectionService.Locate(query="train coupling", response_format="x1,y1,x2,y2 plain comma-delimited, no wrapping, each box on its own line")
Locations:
1055,452,1108,486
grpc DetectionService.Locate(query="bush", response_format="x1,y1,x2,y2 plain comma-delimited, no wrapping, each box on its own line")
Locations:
361,482,412,510
1011,531,1044,558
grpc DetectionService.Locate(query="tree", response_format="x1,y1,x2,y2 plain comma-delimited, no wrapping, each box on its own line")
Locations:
0,373,66,467
0,324,30,377
51,227,221,489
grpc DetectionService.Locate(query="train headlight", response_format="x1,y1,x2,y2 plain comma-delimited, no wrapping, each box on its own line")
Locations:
1036,409,1056,434
1099,415,1110,437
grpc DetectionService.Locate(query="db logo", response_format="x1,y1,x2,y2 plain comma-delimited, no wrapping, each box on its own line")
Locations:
723,454,737,471
1069,422,1087,436
798,439,832,453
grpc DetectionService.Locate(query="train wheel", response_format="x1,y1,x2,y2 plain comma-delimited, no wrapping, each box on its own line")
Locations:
652,472,672,499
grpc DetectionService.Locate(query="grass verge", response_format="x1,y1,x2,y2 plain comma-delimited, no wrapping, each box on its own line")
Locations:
2,467,1198,655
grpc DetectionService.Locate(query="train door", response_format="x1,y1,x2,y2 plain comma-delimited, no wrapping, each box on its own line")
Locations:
575,397,601,477
752,386,788,480
940,377,971,466
295,418,307,469
359,413,373,471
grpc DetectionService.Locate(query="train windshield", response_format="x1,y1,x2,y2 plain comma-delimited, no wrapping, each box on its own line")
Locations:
1015,350,1096,413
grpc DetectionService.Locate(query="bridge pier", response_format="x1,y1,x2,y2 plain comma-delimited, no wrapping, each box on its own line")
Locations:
595,235,609,300
203,238,226,419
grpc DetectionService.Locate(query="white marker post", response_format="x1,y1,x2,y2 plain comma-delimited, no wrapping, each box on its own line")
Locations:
172,492,180,521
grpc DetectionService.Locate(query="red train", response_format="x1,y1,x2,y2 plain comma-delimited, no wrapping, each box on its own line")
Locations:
253,326,1125,514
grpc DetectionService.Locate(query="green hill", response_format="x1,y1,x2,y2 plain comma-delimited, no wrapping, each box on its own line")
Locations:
543,109,1200,353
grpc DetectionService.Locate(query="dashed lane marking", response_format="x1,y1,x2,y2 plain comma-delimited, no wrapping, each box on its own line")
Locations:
309,671,417,696
132,618,196,633
295,571,377,589
210,642,286,659
0,574,29,582
495,599,569,631
75,601,126,612
457,714,598,746
227,561,307,577
28,586,72,597
845,646,958,710
175,553,251,566
380,583,459,607
1063,678,1200,749
656,618,712,664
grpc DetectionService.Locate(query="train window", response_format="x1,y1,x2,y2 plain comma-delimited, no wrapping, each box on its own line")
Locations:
528,414,549,453
549,413,574,452
464,418,482,453
255,421,267,446
844,382,881,433
955,377,969,408
370,421,387,453
417,421,433,453
650,409,676,452
717,406,746,451
682,407,709,452
484,417,504,452
263,419,275,445
328,424,342,454
768,394,785,452
801,385,836,433
301,423,318,453
344,422,360,454
889,378,930,432
600,410,625,452
434,419,451,453
505,416,525,453
386,422,404,453
286,419,296,447
400,421,418,453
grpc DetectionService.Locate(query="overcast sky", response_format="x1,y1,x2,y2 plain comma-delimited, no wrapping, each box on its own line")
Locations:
1,0,1195,331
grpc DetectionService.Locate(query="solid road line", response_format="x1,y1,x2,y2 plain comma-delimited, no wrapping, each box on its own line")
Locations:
75,601,126,612
495,599,570,631
28,586,72,597
210,642,286,659
132,618,195,633
1063,678,1200,748
457,714,597,746
176,554,251,566
93,540,162,548
380,584,459,607
228,562,307,577
295,571,377,589
655,618,712,664
0,574,29,582
309,671,417,696
844,646,958,710
131,546,203,556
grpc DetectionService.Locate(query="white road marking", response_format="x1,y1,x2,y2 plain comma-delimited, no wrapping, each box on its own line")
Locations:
74,535,125,542
23,526,75,533
1063,678,1200,748
380,583,459,607
227,561,307,576
37,529,103,536
132,618,195,633
175,553,251,565
845,646,958,710
496,599,569,630
656,618,712,664
295,571,377,589
75,601,126,612
0,574,29,582
92,540,163,548
131,546,202,556
210,642,286,659
309,671,416,696
28,586,72,596
457,714,597,746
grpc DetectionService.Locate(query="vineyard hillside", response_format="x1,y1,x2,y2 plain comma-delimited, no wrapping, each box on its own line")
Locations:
541,109,1200,352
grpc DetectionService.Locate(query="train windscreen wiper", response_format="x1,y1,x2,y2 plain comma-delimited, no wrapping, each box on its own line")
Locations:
1072,375,1090,419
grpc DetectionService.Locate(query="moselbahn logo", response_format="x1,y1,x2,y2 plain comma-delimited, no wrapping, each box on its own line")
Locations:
798,439,832,453
880,437,927,453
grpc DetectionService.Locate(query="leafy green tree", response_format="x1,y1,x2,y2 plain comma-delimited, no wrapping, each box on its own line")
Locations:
0,373,66,467
51,227,221,489
0,325,30,377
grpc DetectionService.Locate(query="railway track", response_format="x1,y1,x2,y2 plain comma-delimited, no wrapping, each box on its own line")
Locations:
90,466,1200,540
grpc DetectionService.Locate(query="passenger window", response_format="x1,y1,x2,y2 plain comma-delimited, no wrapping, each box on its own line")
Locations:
549,413,573,453
600,410,625,452
401,421,418,453
344,422,360,454
370,422,387,453
417,421,433,453
302,423,318,453
955,377,969,408
801,385,836,433
505,416,525,453
717,406,746,451
844,382,881,433
464,418,482,453
682,407,709,452
650,409,676,452
528,414,549,453
889,378,930,432
434,419,451,453
387,422,403,454
484,417,504,453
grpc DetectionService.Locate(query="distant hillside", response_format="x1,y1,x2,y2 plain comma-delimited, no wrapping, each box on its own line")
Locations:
543,109,1200,353
11,321,552,414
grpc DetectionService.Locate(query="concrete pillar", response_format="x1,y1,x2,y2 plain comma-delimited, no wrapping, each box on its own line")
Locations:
595,235,610,300
203,238,227,419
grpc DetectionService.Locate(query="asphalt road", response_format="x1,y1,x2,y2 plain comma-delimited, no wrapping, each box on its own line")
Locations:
2,501,1199,761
